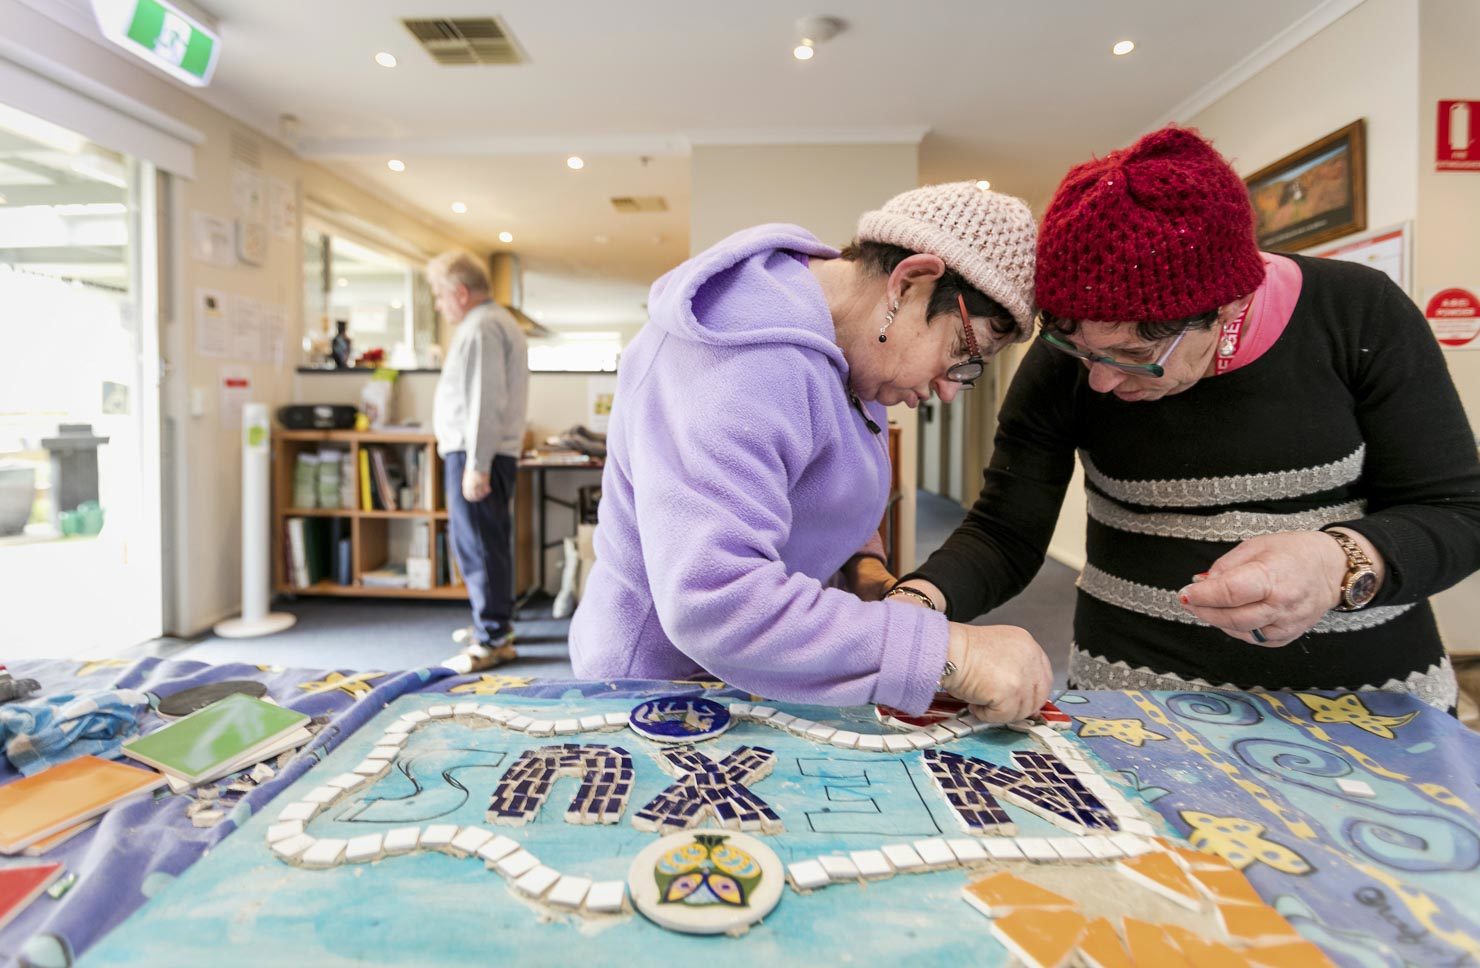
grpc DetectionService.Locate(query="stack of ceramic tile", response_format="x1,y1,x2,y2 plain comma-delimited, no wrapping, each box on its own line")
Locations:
0,755,165,855
122,693,310,791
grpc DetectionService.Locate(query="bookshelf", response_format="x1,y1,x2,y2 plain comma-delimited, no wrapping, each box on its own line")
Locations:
272,429,467,600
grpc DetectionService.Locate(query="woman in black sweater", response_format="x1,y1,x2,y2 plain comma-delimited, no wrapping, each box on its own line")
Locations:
889,126,1480,711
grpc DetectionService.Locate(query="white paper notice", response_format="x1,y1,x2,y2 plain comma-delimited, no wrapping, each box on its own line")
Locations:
195,288,230,358
232,165,266,223
230,294,262,362
587,375,618,433
190,212,236,268
268,176,298,239
219,365,251,429
260,303,288,367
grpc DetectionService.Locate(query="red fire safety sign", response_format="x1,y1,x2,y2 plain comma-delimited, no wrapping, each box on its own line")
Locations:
1438,100,1480,171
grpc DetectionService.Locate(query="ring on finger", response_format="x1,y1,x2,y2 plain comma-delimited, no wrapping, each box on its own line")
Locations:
1251,627,1269,644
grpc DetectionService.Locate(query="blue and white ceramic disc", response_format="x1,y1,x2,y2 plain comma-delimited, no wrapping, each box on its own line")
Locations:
628,696,733,744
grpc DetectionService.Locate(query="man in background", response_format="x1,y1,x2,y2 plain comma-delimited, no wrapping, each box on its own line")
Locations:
428,251,529,673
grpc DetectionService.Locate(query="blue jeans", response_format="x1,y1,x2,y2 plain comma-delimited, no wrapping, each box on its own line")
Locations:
443,450,517,644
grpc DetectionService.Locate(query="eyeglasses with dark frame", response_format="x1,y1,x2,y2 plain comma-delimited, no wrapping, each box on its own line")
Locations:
1037,320,1193,378
946,293,986,387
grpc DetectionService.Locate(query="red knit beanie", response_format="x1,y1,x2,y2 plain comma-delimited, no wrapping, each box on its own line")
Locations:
1036,126,1265,323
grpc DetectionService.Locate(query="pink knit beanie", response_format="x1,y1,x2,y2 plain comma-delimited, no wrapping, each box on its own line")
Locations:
857,182,1037,339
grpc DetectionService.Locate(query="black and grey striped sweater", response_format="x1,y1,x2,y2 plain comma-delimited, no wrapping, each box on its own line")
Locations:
910,256,1480,709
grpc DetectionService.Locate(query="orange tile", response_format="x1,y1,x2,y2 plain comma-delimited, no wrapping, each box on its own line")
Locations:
962,872,1077,918
1123,918,1193,968
989,909,1087,968
1192,868,1265,906
1115,852,1204,911
1216,903,1302,946
1245,940,1337,968
1164,925,1252,968
1161,841,1235,872
1077,917,1135,968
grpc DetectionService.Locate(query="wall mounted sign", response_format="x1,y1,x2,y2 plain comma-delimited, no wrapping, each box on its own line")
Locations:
1426,287,1480,350
1437,100,1479,172
90,0,221,87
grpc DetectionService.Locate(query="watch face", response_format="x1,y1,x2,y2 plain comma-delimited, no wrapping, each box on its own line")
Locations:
1347,571,1379,608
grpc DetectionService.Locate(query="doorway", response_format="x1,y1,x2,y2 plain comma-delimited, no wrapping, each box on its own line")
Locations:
0,103,163,659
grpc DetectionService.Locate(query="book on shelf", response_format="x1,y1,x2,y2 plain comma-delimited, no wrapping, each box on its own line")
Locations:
285,518,333,587
315,447,342,508
362,564,409,588
359,449,373,511
436,531,449,585
370,447,394,510
331,518,351,585
338,452,356,510
292,453,319,508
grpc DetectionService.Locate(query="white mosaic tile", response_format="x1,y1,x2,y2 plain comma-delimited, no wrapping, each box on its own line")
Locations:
302,786,340,805
907,732,937,750
383,720,413,735
328,773,366,791
1048,838,1094,861
276,801,317,823
983,839,1025,861
271,833,315,861
400,710,430,725
1338,778,1376,798
426,705,454,719
1083,837,1123,860
805,724,838,743
453,702,480,716
553,719,581,735
856,734,887,752
514,865,561,898
1014,838,1058,862
584,881,627,914
787,859,829,890
770,712,797,728
578,715,607,731
828,730,860,749
547,875,592,909
913,838,956,869
449,827,495,857
266,820,304,844
345,834,384,863
526,720,557,736
353,759,389,777
603,711,630,728
947,838,990,865
883,735,915,754
881,843,927,872
940,719,974,739
482,707,517,724
495,849,540,879
477,835,521,865
1109,833,1152,857
300,838,347,869
727,703,753,718
505,715,534,731
785,718,816,735
850,849,893,879
818,855,861,882
419,824,459,851
747,706,777,721
926,724,957,743
382,827,421,855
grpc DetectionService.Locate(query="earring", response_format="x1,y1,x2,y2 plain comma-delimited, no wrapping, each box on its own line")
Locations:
878,300,900,343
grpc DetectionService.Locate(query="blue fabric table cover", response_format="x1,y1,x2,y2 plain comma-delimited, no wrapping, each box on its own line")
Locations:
0,657,1474,967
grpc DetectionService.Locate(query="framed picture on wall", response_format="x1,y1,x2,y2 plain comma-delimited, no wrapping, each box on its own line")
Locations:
1245,119,1366,252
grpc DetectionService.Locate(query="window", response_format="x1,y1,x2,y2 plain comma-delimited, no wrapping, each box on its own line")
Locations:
301,229,436,368
527,331,623,373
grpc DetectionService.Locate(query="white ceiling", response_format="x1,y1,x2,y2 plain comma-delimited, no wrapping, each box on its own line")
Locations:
175,1,1345,327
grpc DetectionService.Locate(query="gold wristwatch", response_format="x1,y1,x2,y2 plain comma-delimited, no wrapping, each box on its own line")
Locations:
1324,529,1379,611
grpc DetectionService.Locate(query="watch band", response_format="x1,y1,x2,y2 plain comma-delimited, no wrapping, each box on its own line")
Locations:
1323,528,1377,611
885,585,937,611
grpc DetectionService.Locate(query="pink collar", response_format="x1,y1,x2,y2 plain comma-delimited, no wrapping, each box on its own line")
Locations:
1215,253,1302,375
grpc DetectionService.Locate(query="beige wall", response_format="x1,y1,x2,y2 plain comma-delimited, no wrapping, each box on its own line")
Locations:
0,2,479,634
690,140,922,570
1043,0,1424,571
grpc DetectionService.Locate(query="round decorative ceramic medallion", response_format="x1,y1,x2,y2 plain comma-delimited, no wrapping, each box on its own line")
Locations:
627,828,784,936
628,696,733,743
157,680,268,718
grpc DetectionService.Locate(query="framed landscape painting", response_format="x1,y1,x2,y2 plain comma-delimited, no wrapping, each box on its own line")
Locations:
1245,120,1366,252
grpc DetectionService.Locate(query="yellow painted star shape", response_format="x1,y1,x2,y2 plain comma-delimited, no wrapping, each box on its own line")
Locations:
76,658,131,677
1076,716,1168,747
297,671,385,700
1294,693,1417,739
1181,810,1311,874
449,674,535,696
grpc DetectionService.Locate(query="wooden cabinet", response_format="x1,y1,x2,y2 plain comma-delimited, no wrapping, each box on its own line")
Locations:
272,429,467,600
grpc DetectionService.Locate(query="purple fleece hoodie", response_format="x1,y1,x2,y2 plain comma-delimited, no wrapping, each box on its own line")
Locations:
568,224,949,714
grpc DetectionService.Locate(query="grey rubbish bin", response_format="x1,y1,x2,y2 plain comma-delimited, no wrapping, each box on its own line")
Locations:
40,424,109,530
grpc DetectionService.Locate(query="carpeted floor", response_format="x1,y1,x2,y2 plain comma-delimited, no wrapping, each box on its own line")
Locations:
168,490,1078,688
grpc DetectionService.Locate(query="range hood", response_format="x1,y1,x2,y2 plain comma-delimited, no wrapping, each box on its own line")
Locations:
489,252,553,338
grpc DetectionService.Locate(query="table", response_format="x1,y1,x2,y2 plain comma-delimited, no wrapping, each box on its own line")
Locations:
513,455,603,614
2,659,1476,966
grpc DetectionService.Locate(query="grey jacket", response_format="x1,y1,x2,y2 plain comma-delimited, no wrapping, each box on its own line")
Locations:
433,301,529,467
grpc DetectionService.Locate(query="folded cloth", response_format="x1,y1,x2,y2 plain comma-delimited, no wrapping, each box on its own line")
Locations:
0,689,150,775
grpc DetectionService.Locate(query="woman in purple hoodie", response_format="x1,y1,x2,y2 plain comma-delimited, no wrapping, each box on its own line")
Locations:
570,184,1052,720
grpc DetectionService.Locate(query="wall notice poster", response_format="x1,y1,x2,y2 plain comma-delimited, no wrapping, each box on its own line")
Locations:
268,176,298,239
190,212,235,268
1311,223,1409,294
219,365,252,429
587,376,618,434
229,294,261,362
1425,287,1480,350
195,288,230,358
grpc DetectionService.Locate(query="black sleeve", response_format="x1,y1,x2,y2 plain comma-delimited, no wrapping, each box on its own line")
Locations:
904,341,1080,620
1331,276,1480,605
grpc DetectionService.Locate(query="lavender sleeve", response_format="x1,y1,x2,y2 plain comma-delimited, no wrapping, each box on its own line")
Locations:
627,352,948,713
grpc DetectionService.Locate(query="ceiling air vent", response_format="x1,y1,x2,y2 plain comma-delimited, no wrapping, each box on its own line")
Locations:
610,196,669,214
401,17,526,66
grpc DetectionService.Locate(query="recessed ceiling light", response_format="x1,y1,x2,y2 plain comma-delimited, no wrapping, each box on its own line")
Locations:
793,43,814,61
335,277,348,287
1113,40,1135,56
375,51,397,68
976,180,991,191
593,234,610,245
499,231,514,244
566,156,585,170
390,300,403,310
387,159,405,172
451,201,468,214
0,193,7,204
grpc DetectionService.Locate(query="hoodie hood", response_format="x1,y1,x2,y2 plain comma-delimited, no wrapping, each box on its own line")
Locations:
646,223,846,372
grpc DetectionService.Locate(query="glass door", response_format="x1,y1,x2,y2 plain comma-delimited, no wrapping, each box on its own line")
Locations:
0,102,162,659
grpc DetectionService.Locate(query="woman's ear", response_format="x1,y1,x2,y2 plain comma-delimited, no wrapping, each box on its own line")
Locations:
886,253,947,305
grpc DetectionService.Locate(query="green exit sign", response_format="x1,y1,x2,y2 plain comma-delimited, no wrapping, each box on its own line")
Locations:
91,0,221,87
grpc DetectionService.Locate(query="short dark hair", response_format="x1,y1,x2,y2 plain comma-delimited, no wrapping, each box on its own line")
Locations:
1038,307,1221,343
838,240,1016,340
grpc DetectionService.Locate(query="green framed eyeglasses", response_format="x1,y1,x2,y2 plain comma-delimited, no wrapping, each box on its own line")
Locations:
1037,323,1191,378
